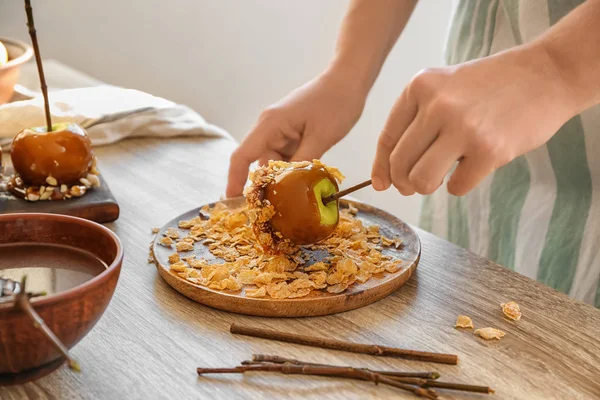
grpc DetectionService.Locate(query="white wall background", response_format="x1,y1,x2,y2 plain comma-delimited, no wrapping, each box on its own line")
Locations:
0,0,453,225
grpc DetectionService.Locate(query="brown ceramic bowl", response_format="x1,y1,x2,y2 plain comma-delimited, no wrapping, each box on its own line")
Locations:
0,213,123,376
0,37,34,105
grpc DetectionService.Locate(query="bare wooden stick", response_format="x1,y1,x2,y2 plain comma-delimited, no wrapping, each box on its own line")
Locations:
323,179,372,204
248,355,493,394
197,363,438,399
24,0,52,132
248,354,440,380
230,324,458,365
15,277,80,371
424,380,495,394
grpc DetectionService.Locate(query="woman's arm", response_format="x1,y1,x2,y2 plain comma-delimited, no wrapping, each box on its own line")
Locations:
370,0,600,197
328,0,419,96
226,0,419,196
540,0,600,115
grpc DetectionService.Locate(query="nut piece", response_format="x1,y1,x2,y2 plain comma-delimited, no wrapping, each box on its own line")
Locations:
60,184,68,193
501,301,522,321
455,315,474,329
86,173,101,187
46,176,58,186
71,186,86,197
474,327,506,340
40,189,53,200
26,193,40,201
80,178,92,188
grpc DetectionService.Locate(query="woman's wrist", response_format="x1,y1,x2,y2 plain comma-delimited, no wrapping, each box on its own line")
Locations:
324,56,376,102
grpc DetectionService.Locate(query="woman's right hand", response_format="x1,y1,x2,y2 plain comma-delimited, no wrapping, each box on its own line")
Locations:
226,67,367,197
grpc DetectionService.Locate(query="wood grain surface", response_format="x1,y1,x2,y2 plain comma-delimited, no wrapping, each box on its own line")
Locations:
1,136,599,400
152,198,420,317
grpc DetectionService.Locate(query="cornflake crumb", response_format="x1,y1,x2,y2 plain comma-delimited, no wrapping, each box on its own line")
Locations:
455,315,474,329
159,237,174,247
474,327,506,340
164,228,180,240
501,301,522,321
175,241,194,252
152,227,160,234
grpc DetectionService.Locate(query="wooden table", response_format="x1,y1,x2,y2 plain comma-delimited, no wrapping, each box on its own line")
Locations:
1,136,600,400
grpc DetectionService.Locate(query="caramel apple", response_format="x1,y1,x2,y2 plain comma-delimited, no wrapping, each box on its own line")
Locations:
245,160,345,253
265,164,340,245
11,122,93,186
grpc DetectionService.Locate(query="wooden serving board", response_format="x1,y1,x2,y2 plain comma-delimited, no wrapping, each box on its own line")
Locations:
0,166,119,224
152,198,420,317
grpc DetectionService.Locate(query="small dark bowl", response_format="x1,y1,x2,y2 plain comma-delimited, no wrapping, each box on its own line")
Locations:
0,213,123,376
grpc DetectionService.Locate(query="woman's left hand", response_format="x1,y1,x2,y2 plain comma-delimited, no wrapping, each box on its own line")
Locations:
371,43,576,196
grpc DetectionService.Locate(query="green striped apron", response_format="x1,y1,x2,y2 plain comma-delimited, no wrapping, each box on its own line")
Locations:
419,0,600,307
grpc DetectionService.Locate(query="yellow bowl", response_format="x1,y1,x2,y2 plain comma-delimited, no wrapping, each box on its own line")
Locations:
0,37,34,105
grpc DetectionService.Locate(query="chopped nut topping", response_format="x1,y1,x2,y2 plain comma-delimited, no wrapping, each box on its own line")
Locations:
70,185,86,197
86,173,101,187
39,190,53,201
80,178,92,188
46,176,58,186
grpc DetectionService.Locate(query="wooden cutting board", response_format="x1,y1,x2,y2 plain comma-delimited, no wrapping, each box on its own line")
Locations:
152,197,420,317
0,165,119,224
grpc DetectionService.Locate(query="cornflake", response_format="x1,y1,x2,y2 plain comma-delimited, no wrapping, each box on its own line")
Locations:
175,241,194,252
164,228,180,239
474,327,506,340
159,236,174,247
166,160,406,299
501,301,522,321
455,315,474,329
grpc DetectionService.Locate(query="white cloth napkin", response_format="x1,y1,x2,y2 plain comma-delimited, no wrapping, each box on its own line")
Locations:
0,85,232,149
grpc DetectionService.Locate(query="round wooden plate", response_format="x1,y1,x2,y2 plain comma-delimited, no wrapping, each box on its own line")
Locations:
152,197,420,317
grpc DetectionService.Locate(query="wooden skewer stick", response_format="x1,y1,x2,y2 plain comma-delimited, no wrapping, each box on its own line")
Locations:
197,363,439,399
247,355,493,394
323,179,372,204
230,324,459,365
247,354,440,380
24,0,52,132
243,357,493,394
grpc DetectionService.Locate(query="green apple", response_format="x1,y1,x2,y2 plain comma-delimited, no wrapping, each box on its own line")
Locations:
313,177,338,226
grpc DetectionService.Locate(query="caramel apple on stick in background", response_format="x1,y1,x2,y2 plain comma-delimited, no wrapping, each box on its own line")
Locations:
7,0,101,201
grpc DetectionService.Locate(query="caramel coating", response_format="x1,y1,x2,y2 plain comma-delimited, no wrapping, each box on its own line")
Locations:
265,165,339,245
11,123,93,186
